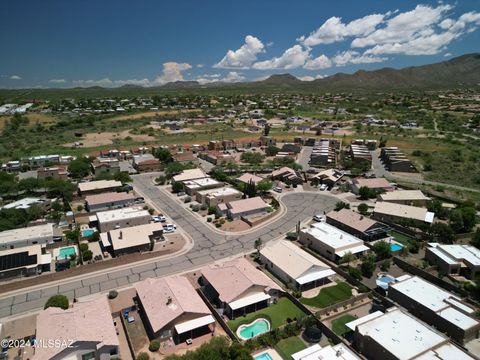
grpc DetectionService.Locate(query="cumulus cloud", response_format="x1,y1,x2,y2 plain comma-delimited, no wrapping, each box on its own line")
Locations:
72,78,151,87
10,75,21,80
304,54,332,70
153,62,192,85
296,74,326,81
214,35,265,69
49,79,66,84
300,13,385,46
196,71,245,84
252,45,310,70
333,50,387,67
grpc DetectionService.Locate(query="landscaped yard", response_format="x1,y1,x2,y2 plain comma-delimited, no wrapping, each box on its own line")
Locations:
227,297,306,331
300,282,353,308
275,336,307,359
331,314,357,336
389,230,415,246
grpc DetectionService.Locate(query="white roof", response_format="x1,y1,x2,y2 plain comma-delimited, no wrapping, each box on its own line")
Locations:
390,276,478,331
228,292,271,310
198,186,242,198
78,180,122,192
184,177,220,189
302,222,365,252
379,190,430,202
292,344,360,360
415,343,476,360
336,244,369,257
428,243,480,267
2,197,49,210
260,240,335,283
356,308,446,360
374,202,434,223
346,311,384,331
0,223,53,245
174,314,215,334
96,207,150,224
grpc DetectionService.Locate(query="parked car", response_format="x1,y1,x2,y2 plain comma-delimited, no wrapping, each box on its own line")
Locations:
313,214,325,222
163,224,177,233
177,191,186,197
152,215,166,223
273,187,283,193
319,184,328,191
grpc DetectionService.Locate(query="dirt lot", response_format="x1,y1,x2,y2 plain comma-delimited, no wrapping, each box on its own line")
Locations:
220,219,251,232
64,129,156,147
0,113,57,130
108,109,202,122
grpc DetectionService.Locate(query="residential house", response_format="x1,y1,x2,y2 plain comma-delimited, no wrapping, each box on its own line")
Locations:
135,276,215,343
217,196,270,219
171,168,208,184
388,275,480,343
201,258,282,319
311,169,344,188
1,197,52,211
425,243,480,279
33,296,119,360
280,143,301,154
260,240,335,291
37,166,68,180
299,222,368,262
271,167,303,185
85,192,138,212
91,159,120,177
292,344,361,360
351,307,475,360
196,186,243,207
380,147,416,172
237,173,264,185
100,222,163,257
373,201,434,225
350,177,394,195
378,190,430,207
183,177,222,196
78,180,123,196
326,209,390,241
0,223,54,250
133,153,161,172
0,245,51,280
95,207,151,232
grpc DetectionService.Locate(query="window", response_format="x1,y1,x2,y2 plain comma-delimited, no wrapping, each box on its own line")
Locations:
81,351,95,360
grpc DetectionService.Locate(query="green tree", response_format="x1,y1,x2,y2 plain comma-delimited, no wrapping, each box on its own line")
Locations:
340,251,356,266
373,240,392,260
265,145,280,156
137,353,150,360
257,179,273,194
361,255,376,278
254,238,263,253
240,152,265,165
430,223,456,244
471,229,480,250
68,157,93,179
263,123,271,136
357,203,369,215
358,186,377,200
114,171,132,183
149,340,160,352
171,182,184,193
335,201,350,211
155,148,173,163
44,295,69,310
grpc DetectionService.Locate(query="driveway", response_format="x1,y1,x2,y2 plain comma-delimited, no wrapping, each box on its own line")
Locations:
0,174,337,319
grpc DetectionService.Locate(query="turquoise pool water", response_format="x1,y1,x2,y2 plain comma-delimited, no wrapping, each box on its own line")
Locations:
255,354,273,360
82,229,95,237
238,319,270,339
58,246,76,259
390,243,403,252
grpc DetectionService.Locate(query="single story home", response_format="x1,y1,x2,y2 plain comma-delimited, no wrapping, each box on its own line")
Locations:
373,201,434,225
350,177,394,195
183,177,223,196
217,196,270,219
271,167,303,185
237,173,264,186
311,169,344,188
377,190,430,207
135,276,215,343
95,206,151,232
201,258,282,319
0,244,51,280
0,223,54,250
171,168,208,184
196,186,243,207
85,192,138,212
326,209,390,241
78,179,123,196
260,240,336,291
425,243,480,280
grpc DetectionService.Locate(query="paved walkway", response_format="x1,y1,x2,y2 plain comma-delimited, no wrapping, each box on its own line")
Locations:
0,176,338,320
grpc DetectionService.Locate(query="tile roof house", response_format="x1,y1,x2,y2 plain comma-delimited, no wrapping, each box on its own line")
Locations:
373,201,435,225
217,196,270,219
237,173,264,185
271,167,303,184
350,177,394,195
326,209,390,241
33,296,119,360
135,276,214,342
260,240,336,291
201,258,282,319
85,192,137,212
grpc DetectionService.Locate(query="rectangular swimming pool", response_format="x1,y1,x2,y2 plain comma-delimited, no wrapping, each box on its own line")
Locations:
255,354,273,360
58,246,76,259
390,243,403,252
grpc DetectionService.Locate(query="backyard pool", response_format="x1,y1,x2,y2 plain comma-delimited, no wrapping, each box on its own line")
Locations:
390,243,403,252
237,318,270,340
376,275,396,290
58,246,76,260
82,229,95,237
255,354,273,360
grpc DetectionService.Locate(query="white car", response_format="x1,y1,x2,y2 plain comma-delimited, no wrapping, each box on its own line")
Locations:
319,184,328,191
152,215,166,223
163,224,177,233
313,215,325,222
273,187,283,193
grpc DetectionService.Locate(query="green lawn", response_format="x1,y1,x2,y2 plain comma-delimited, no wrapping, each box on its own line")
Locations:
331,314,357,336
275,336,307,359
227,297,306,331
300,282,353,308
388,230,415,246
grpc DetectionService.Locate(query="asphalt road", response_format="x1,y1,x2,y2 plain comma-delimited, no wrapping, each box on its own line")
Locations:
0,175,337,319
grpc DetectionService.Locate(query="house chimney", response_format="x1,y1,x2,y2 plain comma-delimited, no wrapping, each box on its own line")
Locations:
119,231,123,240
166,296,172,305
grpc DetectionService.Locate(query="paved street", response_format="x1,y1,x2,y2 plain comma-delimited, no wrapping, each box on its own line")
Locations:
297,145,313,170
0,174,337,319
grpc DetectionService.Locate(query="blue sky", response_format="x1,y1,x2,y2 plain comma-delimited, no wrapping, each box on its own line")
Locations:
1,0,479,88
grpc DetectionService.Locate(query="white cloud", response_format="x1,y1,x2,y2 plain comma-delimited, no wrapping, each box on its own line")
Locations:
333,50,387,67
153,62,192,85
444,52,452,57
300,13,385,46
214,35,265,69
297,74,325,81
49,79,66,84
196,71,245,84
72,78,151,87
252,45,310,70
10,75,21,80
304,54,332,70
196,64,204,68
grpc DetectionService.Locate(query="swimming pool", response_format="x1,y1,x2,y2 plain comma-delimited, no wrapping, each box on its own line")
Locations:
82,229,95,237
390,243,403,252
237,318,270,340
376,275,396,290
255,354,273,360
58,246,76,259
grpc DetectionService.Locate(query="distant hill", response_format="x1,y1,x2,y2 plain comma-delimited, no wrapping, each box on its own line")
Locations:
309,53,480,89
161,80,200,89
257,73,303,85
